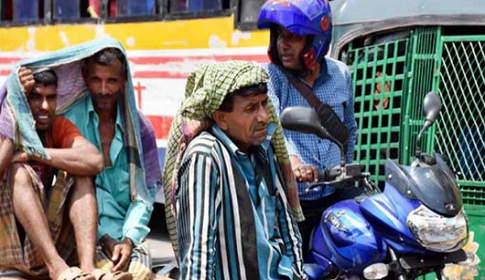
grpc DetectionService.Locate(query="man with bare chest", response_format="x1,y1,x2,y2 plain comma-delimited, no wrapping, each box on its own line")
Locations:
62,48,160,280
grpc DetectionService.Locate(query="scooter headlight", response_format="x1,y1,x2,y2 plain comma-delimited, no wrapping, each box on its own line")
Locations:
407,205,468,253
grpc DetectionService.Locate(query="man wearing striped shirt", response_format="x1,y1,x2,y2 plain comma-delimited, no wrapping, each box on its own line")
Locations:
175,61,306,280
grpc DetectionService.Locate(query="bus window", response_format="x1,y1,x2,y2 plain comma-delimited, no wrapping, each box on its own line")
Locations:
13,0,40,21
117,0,155,16
54,0,81,19
170,0,186,13
0,0,13,21
171,0,221,13
87,0,117,18
237,0,266,29
189,0,221,12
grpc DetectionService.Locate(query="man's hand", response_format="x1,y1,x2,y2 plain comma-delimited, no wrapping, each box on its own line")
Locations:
11,151,30,163
99,234,117,260
290,155,319,183
112,238,134,272
18,67,35,95
99,235,133,272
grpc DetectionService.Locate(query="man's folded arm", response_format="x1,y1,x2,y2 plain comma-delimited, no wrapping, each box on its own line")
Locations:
35,117,103,176
42,136,104,176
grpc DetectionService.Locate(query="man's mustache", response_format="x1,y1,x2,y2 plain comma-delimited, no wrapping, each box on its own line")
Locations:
254,123,267,131
94,91,123,100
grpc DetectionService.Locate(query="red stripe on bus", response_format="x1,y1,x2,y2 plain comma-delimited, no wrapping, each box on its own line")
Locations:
146,115,174,139
133,71,188,79
1,69,186,79
1,70,186,80
0,70,11,76
0,57,22,64
129,54,268,65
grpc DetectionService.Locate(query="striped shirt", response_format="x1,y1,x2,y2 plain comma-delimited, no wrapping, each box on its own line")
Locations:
264,59,358,201
176,124,306,280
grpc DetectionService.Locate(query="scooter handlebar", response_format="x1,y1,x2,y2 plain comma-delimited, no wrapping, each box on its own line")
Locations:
305,164,369,193
317,167,342,181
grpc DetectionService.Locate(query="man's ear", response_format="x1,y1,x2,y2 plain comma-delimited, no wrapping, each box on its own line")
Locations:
213,111,228,131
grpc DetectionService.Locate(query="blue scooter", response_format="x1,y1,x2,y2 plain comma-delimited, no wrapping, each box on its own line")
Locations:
280,92,469,280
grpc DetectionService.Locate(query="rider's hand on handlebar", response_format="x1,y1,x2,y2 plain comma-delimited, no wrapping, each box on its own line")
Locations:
290,156,319,183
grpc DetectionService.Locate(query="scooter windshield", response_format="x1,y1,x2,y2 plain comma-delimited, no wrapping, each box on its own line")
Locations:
385,156,463,217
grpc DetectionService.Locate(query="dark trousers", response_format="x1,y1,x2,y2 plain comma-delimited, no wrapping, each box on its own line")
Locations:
297,187,364,255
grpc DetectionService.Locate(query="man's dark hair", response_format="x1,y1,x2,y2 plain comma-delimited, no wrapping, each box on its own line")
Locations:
83,47,127,76
33,70,58,86
218,83,268,112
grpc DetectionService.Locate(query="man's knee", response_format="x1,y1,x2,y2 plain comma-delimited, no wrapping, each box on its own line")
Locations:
74,176,95,189
0,137,14,173
72,176,96,197
9,163,33,189
69,176,97,212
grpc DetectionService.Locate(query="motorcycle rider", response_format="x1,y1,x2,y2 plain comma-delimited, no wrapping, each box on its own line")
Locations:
257,0,360,253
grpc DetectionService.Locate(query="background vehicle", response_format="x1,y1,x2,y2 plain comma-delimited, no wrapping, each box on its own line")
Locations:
329,0,484,278
281,93,469,280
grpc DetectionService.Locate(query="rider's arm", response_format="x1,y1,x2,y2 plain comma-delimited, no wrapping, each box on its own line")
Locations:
178,152,220,280
35,117,103,176
285,136,301,158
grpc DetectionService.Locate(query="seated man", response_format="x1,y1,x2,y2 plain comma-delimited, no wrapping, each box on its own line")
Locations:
0,69,128,280
62,48,161,280
174,61,306,280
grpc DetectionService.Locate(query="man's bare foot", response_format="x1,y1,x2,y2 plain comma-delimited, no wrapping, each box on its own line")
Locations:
54,267,95,280
90,269,132,280
49,262,71,280
150,273,174,280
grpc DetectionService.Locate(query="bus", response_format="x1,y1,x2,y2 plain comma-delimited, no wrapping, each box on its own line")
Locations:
0,0,270,203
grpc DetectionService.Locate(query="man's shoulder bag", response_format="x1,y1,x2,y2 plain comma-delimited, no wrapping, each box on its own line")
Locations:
285,74,349,151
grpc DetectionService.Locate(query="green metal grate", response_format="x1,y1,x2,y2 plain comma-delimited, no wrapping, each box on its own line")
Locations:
434,35,485,206
401,28,440,165
347,28,485,206
349,38,409,185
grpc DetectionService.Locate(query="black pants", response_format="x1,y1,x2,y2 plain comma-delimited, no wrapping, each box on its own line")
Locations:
297,187,364,256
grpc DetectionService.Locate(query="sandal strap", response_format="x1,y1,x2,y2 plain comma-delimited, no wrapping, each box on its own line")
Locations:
57,267,94,280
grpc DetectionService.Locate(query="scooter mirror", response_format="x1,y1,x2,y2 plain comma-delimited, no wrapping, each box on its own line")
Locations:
280,107,331,140
423,92,442,125
415,92,443,158
280,106,348,167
